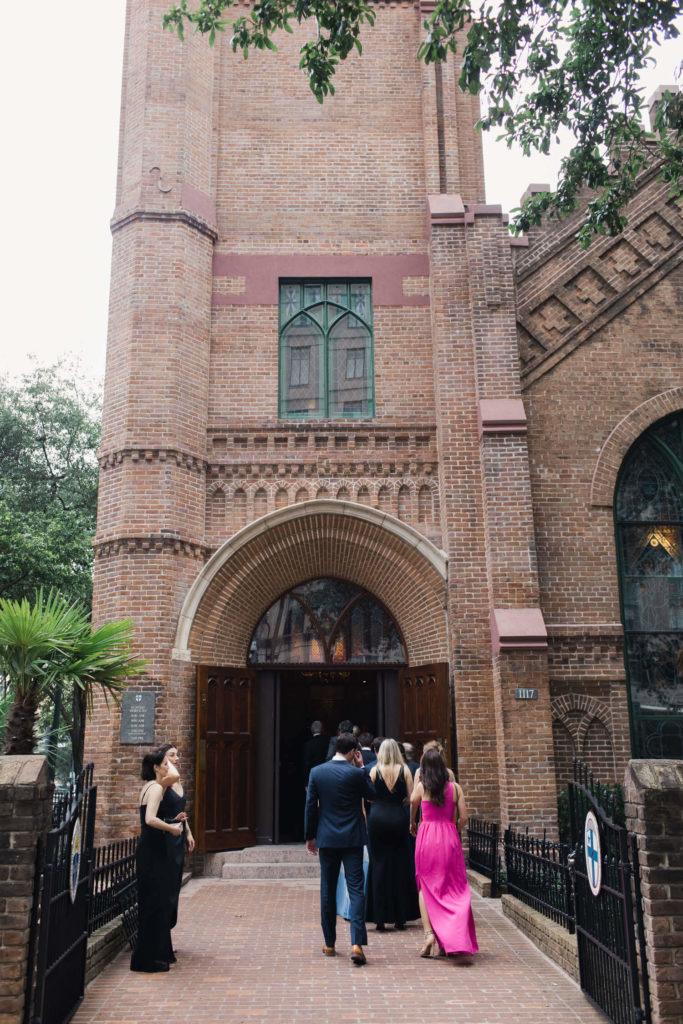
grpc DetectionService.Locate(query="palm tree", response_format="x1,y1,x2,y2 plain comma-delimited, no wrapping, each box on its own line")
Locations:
0,589,146,758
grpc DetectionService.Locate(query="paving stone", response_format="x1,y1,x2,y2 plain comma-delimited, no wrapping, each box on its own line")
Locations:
72,879,608,1024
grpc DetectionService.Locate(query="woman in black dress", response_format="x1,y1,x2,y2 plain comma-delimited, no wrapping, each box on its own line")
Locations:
366,738,420,931
156,742,195,952
130,750,184,973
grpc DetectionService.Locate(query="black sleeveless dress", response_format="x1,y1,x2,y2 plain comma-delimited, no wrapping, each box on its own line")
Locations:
365,768,420,926
158,785,187,929
130,801,176,972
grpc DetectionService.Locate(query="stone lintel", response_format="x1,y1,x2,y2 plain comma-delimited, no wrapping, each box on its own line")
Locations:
478,398,527,437
491,608,548,654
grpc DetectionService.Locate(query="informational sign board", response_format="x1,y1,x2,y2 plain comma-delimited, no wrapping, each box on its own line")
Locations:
584,810,602,897
120,690,155,745
514,687,538,700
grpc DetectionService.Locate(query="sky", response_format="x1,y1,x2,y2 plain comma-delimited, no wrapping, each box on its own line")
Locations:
1,2,680,385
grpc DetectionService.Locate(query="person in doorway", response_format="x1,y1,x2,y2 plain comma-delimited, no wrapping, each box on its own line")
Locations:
130,749,184,973
156,742,195,960
366,739,420,931
358,732,375,766
325,719,355,760
305,733,375,965
403,742,420,780
303,721,328,787
410,748,478,961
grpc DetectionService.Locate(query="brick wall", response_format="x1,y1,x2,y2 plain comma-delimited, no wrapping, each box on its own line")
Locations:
519,172,683,786
0,757,53,1024
625,759,683,1024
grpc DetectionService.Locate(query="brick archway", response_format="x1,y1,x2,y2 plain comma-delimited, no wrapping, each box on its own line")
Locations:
590,387,683,507
173,499,448,666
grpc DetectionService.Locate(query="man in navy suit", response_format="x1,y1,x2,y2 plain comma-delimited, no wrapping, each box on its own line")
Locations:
305,732,375,965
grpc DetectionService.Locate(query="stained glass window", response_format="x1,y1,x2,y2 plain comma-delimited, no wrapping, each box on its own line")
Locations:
248,577,406,665
279,281,374,419
615,413,683,757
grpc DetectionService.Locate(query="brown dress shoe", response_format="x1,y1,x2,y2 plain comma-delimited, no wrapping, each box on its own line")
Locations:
322,946,336,957
350,945,366,965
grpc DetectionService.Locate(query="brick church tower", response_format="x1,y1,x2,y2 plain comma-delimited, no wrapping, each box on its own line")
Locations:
89,0,683,846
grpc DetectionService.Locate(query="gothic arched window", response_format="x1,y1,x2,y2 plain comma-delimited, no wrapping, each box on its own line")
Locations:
615,412,683,758
248,577,406,666
279,281,374,419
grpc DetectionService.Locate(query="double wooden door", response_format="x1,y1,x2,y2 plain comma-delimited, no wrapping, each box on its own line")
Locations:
195,662,450,850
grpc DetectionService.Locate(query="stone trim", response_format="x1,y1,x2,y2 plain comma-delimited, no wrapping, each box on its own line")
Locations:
590,387,683,507
211,253,430,307
478,398,527,436
110,208,218,242
490,608,548,655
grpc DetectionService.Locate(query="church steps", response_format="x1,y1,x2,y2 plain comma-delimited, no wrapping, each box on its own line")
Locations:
203,843,320,879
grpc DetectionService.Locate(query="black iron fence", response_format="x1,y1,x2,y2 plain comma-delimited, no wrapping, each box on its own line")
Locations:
504,828,574,932
467,817,500,896
89,838,138,935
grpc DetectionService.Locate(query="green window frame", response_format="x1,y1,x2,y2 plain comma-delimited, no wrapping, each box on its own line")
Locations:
614,412,683,759
278,280,375,419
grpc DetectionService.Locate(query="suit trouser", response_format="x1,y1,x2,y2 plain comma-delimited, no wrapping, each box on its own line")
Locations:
318,846,367,948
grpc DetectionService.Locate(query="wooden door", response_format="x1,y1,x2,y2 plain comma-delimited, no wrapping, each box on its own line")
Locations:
196,666,258,851
398,663,450,762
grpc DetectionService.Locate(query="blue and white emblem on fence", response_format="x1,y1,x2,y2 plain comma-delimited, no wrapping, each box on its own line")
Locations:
584,810,602,897
69,817,82,904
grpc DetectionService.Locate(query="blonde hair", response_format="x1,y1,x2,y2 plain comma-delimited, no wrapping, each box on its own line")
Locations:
376,738,405,769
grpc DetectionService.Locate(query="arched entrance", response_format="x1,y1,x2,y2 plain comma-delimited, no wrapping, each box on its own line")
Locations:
174,500,449,849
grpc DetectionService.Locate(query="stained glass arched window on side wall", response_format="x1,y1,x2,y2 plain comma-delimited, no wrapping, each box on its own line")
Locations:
248,577,406,666
615,413,683,758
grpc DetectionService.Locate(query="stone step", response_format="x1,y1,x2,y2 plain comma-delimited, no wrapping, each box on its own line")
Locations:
221,861,319,880
203,843,317,878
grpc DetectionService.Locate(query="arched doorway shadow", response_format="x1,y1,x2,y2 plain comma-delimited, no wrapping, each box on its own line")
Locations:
174,500,449,848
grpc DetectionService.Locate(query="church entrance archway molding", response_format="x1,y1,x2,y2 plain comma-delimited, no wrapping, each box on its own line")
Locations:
173,499,449,667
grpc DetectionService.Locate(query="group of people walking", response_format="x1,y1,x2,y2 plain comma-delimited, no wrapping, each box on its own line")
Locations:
304,725,478,966
130,727,477,973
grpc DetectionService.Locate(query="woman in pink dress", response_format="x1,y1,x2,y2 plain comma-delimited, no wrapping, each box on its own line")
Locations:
410,748,478,959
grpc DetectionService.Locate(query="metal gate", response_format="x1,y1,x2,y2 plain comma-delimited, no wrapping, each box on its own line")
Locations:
25,765,97,1024
568,761,650,1024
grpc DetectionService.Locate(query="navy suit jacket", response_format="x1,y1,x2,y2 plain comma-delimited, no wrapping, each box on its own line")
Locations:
304,758,375,848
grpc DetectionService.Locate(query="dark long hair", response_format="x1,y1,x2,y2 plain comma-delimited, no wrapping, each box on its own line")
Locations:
420,748,448,806
140,748,166,781
156,742,178,760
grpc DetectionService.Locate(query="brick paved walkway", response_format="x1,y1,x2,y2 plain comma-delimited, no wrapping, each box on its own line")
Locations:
74,879,607,1024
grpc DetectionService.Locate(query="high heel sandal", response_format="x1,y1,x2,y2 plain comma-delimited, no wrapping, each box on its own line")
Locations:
420,932,437,958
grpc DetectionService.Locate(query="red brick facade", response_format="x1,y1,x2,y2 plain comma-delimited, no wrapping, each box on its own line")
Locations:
87,0,683,843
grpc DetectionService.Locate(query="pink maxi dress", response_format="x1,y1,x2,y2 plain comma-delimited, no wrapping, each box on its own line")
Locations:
415,782,478,955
